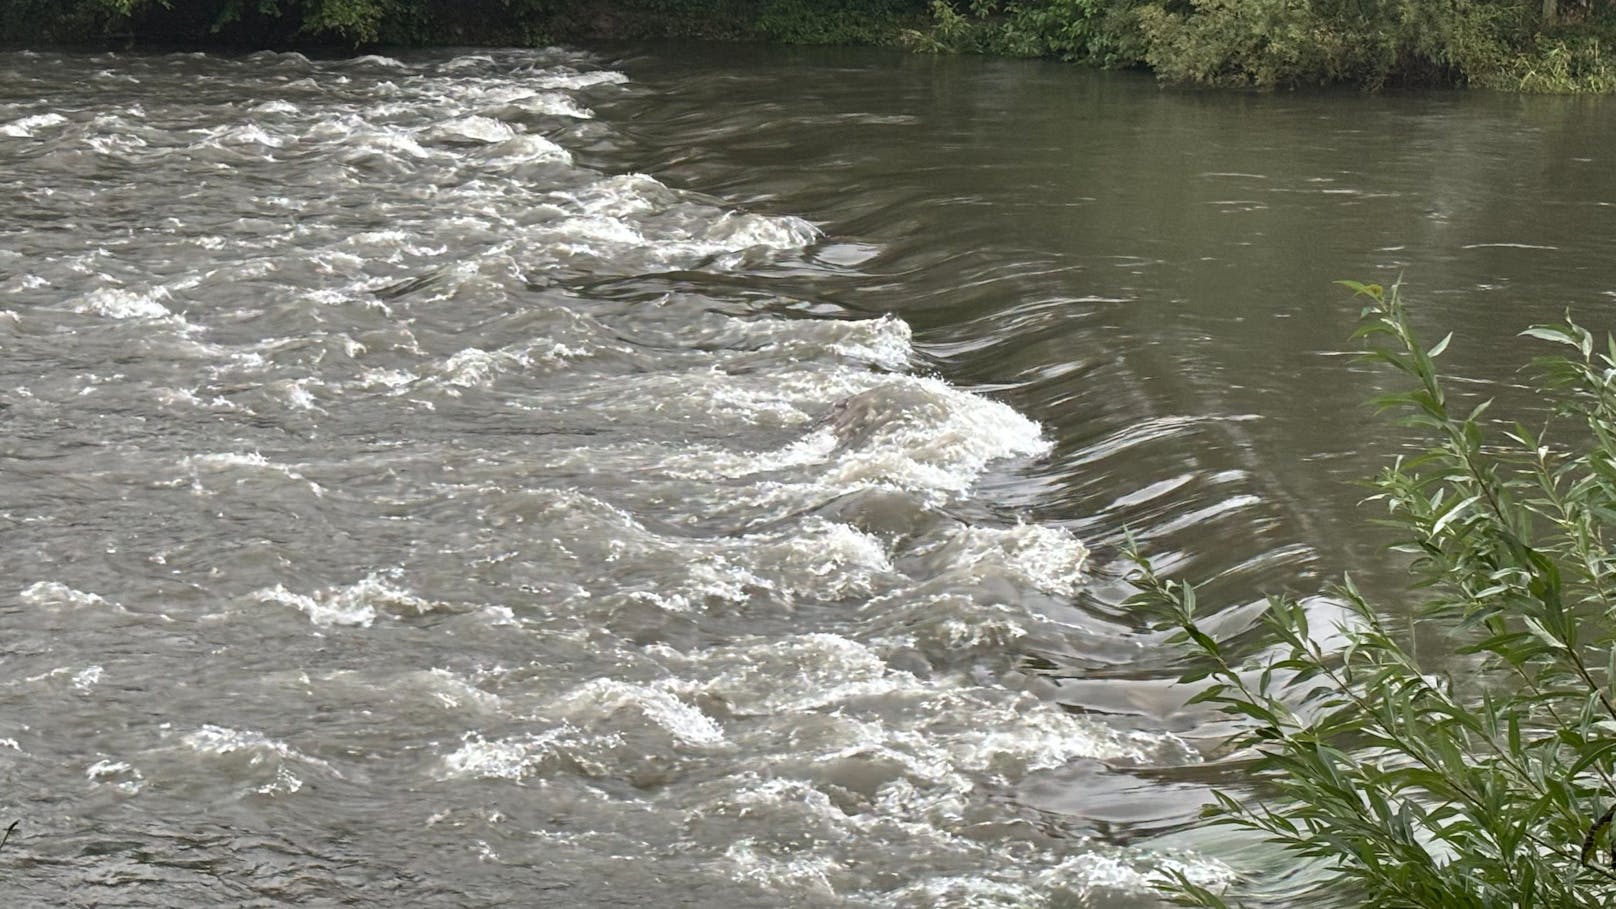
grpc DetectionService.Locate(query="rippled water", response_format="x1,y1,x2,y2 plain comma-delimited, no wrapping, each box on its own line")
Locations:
3,45,1614,907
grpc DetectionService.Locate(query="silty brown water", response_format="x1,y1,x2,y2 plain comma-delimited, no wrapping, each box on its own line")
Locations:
3,44,1614,907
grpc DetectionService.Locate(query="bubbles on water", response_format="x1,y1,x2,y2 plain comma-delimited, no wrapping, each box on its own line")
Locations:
71,665,104,692
86,758,145,795
21,581,115,609
0,46,1214,909
252,572,435,628
0,111,67,137
73,286,178,321
426,114,517,144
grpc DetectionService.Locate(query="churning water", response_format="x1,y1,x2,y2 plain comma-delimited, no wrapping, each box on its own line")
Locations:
7,43,1614,908
0,48,1231,907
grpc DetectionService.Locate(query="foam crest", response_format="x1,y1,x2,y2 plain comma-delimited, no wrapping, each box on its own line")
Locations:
816,376,1050,503
1037,850,1236,903
724,839,840,899
348,54,406,69
485,133,573,165
552,679,727,747
182,450,324,496
253,572,435,628
182,724,334,796
21,581,114,609
683,633,910,715
340,129,432,163
86,758,145,795
213,122,291,148
73,285,176,321
924,523,1089,597
427,115,517,144
830,314,913,371
702,210,822,252
531,70,628,90
183,725,325,765
1,112,67,138
442,725,609,780
251,99,299,115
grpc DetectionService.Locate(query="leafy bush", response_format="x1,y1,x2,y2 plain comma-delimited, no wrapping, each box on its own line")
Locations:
1491,33,1616,92
1134,281,1616,907
757,0,921,44
1135,0,1516,88
904,0,1145,66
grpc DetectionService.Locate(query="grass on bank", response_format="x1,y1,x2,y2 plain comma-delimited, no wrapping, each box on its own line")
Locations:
1133,282,1616,908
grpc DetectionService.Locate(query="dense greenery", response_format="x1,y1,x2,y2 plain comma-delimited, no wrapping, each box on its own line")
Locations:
0,0,933,48
1134,282,1616,907
4,0,1615,91
910,0,1616,90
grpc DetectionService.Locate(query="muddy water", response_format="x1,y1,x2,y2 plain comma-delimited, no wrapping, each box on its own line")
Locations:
2,45,1613,907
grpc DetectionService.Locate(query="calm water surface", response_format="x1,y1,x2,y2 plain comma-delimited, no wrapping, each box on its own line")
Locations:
2,44,1614,907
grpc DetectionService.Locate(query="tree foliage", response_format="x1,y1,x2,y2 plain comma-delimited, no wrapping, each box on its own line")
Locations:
2,0,1614,90
0,0,932,46
1134,282,1616,907
913,0,1616,90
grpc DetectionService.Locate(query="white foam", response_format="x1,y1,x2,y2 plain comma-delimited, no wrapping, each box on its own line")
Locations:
486,134,572,165
830,314,913,370
72,665,104,692
441,54,495,72
820,376,1050,502
183,450,324,495
532,70,628,90
443,725,607,780
701,211,822,252
423,668,503,712
947,523,1089,597
86,758,133,778
517,93,593,119
441,347,518,387
724,839,840,899
553,678,726,747
688,633,912,716
350,54,406,69
184,451,275,471
21,581,113,609
428,115,517,144
278,377,326,412
252,572,434,628
86,758,144,795
1,112,67,138
1038,850,1236,902
73,286,175,321
216,123,290,148
341,129,432,162
184,724,296,757
883,874,1036,907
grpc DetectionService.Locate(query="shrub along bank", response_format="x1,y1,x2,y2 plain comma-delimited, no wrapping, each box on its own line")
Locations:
4,0,1615,91
1134,283,1616,908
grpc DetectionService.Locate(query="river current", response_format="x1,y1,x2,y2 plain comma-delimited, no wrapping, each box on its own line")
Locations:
2,45,1613,908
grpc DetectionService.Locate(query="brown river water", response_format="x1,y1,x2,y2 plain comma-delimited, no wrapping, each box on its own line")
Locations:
1,43,1613,907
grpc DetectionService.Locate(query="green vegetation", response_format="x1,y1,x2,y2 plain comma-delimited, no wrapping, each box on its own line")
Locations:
0,0,933,48
1133,282,1616,907
5,0,1615,92
908,0,1616,90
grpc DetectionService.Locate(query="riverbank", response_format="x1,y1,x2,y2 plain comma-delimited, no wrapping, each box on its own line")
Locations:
5,0,1616,92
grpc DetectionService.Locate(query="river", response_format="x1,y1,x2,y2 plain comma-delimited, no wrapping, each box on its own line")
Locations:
1,44,1612,908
